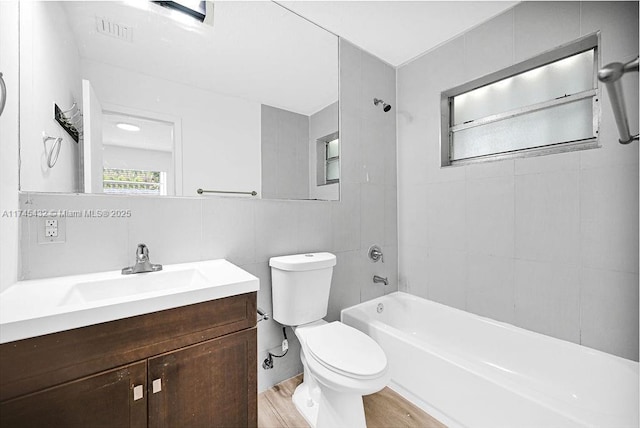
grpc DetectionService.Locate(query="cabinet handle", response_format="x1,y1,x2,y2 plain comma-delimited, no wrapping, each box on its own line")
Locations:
152,378,162,393
133,384,144,401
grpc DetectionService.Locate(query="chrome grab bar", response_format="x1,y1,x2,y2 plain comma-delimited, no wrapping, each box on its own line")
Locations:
0,72,7,117
197,188,257,196
597,57,639,145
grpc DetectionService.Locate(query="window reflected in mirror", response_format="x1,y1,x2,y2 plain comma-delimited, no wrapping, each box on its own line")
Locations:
103,169,166,196
323,133,340,185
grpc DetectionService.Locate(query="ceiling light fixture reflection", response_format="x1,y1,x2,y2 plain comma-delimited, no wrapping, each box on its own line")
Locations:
116,123,141,132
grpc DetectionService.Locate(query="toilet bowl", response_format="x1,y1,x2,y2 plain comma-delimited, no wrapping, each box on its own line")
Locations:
292,321,389,428
269,252,389,428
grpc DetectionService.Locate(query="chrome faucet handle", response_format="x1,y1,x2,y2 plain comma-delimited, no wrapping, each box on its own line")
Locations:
122,244,161,275
368,245,384,263
136,243,149,261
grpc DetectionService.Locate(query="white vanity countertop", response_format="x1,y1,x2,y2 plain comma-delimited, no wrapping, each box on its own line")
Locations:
0,259,259,344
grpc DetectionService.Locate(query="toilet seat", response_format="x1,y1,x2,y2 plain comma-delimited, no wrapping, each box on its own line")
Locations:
305,322,387,380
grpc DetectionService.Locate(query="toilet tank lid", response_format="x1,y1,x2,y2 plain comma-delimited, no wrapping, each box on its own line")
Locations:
269,252,336,271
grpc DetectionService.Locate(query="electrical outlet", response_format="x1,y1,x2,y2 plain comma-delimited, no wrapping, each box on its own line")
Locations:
45,219,58,237
282,339,288,353
38,217,65,243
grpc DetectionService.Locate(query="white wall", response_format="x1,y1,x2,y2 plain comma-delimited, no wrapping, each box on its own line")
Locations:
0,1,20,293
397,1,639,360
261,105,310,200
309,102,339,201
18,40,398,391
19,2,82,193
80,59,262,198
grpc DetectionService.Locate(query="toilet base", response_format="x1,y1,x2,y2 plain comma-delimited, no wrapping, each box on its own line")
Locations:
292,382,320,427
292,377,367,428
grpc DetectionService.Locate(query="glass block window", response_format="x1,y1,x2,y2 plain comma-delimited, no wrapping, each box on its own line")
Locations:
103,168,167,195
441,33,600,166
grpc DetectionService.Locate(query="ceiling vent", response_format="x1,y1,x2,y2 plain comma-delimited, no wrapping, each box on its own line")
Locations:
96,16,133,43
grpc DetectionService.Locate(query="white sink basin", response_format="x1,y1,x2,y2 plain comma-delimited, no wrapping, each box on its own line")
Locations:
0,259,259,344
58,269,209,306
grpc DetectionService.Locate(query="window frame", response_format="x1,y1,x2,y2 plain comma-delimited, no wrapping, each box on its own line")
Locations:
440,32,601,167
102,168,167,196
320,131,339,185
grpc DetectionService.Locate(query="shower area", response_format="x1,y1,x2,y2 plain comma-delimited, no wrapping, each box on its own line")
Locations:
396,1,639,363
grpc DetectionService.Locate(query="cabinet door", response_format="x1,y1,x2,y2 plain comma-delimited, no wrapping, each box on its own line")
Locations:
148,328,257,428
0,361,147,428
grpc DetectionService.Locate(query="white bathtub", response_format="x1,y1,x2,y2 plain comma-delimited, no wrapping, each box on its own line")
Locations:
341,292,639,428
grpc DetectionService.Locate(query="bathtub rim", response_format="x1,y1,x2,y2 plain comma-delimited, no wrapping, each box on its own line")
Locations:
342,291,638,367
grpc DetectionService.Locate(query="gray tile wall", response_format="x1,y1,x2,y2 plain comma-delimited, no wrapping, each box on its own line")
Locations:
397,1,639,360
261,105,310,200
18,40,398,391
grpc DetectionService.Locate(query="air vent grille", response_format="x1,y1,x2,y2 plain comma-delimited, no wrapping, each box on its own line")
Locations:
96,16,133,42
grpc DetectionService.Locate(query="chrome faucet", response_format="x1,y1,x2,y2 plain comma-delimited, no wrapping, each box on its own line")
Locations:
122,243,163,275
368,245,384,263
373,275,388,286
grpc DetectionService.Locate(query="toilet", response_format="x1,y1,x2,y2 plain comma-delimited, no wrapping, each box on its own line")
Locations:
270,252,389,428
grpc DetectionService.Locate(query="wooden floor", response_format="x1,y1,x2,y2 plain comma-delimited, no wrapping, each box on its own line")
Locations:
258,374,446,428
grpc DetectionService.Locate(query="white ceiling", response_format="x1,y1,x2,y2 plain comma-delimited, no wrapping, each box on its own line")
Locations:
281,1,518,67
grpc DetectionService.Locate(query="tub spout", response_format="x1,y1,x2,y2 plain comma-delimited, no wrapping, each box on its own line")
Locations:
373,275,388,286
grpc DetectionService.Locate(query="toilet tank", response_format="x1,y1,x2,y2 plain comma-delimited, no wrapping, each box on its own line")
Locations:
270,253,336,326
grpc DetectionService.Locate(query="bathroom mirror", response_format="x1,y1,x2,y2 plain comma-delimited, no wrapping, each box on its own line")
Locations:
19,1,339,201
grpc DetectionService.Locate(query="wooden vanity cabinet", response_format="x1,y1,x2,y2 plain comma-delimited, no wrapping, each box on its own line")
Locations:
0,361,148,428
148,329,255,428
0,292,257,428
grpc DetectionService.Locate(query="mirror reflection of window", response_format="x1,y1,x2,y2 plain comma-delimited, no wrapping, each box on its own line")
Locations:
101,112,178,196
325,136,339,184
103,168,167,196
316,131,339,186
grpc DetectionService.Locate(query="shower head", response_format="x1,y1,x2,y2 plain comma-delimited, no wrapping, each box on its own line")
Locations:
373,98,392,112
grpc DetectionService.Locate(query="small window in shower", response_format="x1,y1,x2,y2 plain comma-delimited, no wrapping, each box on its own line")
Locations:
441,33,600,166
